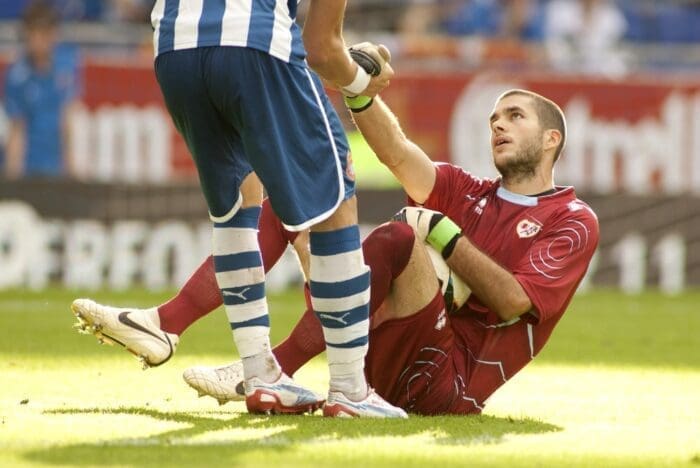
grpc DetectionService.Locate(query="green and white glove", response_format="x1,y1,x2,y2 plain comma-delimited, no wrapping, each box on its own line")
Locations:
393,207,462,259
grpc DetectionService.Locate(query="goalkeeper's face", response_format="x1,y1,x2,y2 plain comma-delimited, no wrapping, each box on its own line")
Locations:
489,95,546,179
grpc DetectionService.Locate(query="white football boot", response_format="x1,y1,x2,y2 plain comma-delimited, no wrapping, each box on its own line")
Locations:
323,388,408,418
244,373,325,415
71,298,178,369
182,362,246,405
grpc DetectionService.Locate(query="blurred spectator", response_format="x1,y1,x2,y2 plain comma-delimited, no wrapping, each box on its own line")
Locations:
399,0,544,41
3,1,82,179
545,0,628,76
103,0,152,23
0,1,104,21
0,0,151,22
397,0,544,68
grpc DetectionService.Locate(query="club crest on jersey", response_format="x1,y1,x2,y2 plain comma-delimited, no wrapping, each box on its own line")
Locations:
516,219,542,238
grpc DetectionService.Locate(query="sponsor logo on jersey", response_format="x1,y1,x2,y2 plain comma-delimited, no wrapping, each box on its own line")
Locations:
516,219,542,238
435,309,447,330
474,197,487,215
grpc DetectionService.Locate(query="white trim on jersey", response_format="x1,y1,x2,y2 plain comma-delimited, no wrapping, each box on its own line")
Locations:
461,396,484,411
465,347,507,382
209,192,243,223
281,68,345,232
496,186,538,206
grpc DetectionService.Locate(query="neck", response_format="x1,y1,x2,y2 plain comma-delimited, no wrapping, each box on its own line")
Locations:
501,168,554,196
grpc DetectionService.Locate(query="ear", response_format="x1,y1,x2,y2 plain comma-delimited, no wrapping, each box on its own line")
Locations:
542,129,562,153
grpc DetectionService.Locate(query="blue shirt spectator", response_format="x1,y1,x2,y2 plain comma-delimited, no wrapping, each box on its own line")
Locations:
0,1,104,21
442,0,545,41
3,1,82,178
4,44,80,176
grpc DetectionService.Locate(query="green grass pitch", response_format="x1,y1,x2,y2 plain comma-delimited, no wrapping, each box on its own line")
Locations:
1,288,699,467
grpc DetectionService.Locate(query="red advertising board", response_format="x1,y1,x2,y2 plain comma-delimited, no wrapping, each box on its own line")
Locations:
3,55,700,193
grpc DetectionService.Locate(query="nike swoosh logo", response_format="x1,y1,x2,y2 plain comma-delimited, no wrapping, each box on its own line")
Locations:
116,312,174,367
118,312,169,346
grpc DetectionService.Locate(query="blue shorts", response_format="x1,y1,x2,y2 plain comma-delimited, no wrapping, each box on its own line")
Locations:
155,47,353,230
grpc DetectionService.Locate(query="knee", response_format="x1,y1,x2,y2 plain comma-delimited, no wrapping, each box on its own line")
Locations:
364,222,415,273
370,221,415,246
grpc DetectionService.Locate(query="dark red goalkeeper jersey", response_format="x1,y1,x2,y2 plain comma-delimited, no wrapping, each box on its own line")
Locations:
415,163,599,412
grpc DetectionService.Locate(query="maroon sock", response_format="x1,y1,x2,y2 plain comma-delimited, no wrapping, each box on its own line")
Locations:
273,285,325,376
157,256,222,335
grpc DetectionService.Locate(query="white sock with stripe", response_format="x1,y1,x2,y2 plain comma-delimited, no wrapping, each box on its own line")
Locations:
212,206,280,382
309,225,369,400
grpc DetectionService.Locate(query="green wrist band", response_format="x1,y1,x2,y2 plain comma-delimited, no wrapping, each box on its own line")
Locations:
344,95,374,113
427,216,462,256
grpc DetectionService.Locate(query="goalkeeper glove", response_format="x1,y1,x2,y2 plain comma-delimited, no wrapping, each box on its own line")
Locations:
393,207,462,259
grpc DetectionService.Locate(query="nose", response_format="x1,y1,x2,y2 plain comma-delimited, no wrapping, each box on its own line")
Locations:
491,118,505,132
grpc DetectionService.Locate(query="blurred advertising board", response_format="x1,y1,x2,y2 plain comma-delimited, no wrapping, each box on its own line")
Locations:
2,56,700,193
1,57,699,291
0,181,698,292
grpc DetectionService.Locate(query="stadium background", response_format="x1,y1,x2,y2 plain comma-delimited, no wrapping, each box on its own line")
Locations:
1,1,699,294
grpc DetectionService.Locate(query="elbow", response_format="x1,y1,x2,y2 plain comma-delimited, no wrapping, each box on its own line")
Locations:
305,39,340,73
305,35,345,74
305,47,332,72
495,294,532,322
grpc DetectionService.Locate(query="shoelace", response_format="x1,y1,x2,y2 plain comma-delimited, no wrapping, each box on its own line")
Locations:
215,364,241,382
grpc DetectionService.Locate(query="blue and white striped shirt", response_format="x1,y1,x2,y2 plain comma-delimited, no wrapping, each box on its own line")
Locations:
151,0,306,65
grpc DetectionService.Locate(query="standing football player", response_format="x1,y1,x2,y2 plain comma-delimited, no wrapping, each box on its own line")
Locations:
71,1,405,418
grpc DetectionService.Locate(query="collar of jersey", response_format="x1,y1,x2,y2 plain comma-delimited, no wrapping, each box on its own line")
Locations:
496,186,538,206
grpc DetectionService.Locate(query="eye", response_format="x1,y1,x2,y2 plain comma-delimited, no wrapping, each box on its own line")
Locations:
512,112,523,119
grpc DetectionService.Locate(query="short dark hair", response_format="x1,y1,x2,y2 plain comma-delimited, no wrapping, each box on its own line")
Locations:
22,1,59,30
499,89,567,162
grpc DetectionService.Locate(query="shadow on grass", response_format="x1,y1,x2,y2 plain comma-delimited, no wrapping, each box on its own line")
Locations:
23,406,561,466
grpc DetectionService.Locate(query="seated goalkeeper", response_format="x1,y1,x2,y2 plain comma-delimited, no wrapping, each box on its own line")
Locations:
72,44,598,415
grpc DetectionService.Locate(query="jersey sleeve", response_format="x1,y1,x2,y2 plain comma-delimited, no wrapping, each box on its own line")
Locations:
513,209,599,323
411,163,490,214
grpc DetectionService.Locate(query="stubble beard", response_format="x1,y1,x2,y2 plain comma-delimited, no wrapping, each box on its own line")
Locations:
495,136,543,184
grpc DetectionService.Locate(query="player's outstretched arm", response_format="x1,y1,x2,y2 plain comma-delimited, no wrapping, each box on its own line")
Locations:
303,1,391,97
350,97,437,204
